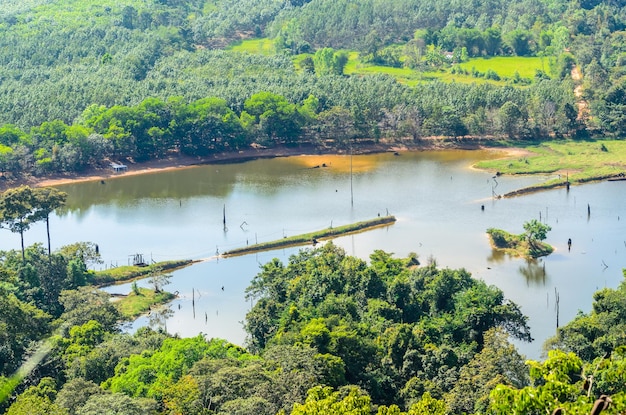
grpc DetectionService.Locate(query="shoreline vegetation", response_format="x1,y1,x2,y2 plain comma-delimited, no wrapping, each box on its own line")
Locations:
91,216,398,317
222,216,397,257
2,137,625,197
96,261,192,320
95,217,398,319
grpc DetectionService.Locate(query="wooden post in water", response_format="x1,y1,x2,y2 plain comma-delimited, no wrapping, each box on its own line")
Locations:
554,287,560,329
223,204,227,232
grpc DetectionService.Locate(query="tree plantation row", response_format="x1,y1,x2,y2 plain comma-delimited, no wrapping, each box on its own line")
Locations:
0,80,581,178
2,0,626,146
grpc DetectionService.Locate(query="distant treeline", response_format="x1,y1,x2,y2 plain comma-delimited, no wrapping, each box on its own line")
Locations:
1,75,579,176
2,0,626,176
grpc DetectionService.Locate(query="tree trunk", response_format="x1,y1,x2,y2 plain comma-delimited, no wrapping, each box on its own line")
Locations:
46,216,51,257
20,229,25,262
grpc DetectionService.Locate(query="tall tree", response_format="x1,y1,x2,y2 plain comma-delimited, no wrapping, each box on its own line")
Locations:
522,219,551,253
0,186,36,261
32,187,67,257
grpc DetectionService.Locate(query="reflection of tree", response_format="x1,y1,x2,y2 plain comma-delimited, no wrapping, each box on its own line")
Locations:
487,248,508,264
518,259,548,286
147,305,174,331
147,266,171,293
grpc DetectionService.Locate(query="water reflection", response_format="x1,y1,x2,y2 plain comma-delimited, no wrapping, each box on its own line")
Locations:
487,248,508,264
147,305,174,332
518,259,549,286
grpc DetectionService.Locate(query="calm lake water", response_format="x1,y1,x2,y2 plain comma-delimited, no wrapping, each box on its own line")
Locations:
2,150,625,360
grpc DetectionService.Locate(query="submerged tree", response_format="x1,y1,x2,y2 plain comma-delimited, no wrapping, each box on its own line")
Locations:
522,219,551,254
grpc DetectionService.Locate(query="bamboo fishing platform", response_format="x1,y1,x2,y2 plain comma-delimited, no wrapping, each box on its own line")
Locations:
222,215,396,257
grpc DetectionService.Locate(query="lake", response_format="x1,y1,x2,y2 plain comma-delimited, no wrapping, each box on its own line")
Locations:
2,150,625,359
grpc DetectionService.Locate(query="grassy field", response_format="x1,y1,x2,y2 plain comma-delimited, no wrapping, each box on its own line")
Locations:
343,52,446,86
475,140,626,196
238,40,548,86
114,287,176,319
91,259,193,286
227,38,276,55
456,56,548,79
224,216,396,257
345,53,546,86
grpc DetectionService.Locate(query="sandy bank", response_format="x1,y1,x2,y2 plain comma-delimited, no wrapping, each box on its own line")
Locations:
0,138,518,191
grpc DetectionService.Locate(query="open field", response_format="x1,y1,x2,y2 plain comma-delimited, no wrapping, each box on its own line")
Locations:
227,38,276,55
236,44,549,86
456,56,548,79
474,139,626,196
345,54,546,85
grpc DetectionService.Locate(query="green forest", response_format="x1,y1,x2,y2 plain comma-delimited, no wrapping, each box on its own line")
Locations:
1,0,626,413
0,235,625,414
1,0,626,177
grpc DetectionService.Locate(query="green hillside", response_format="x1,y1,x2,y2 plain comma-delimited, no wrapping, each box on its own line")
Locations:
2,0,626,180
2,1,626,413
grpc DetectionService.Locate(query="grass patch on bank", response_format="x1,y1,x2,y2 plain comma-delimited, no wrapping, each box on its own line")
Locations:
115,287,176,319
227,38,276,55
475,140,626,196
92,260,193,286
224,216,396,257
487,228,553,259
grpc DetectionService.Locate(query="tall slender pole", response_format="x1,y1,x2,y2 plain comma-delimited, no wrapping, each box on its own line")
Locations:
350,145,353,207
223,204,227,232
555,287,560,329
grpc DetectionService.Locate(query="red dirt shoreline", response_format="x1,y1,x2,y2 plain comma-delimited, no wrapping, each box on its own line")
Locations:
0,138,517,191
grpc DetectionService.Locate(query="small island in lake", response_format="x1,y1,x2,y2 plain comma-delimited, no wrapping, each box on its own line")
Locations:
487,220,554,259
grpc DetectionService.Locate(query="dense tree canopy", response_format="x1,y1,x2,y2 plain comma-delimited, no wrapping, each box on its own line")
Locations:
0,0,624,180
244,243,532,407
2,0,626,412
0,234,625,414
